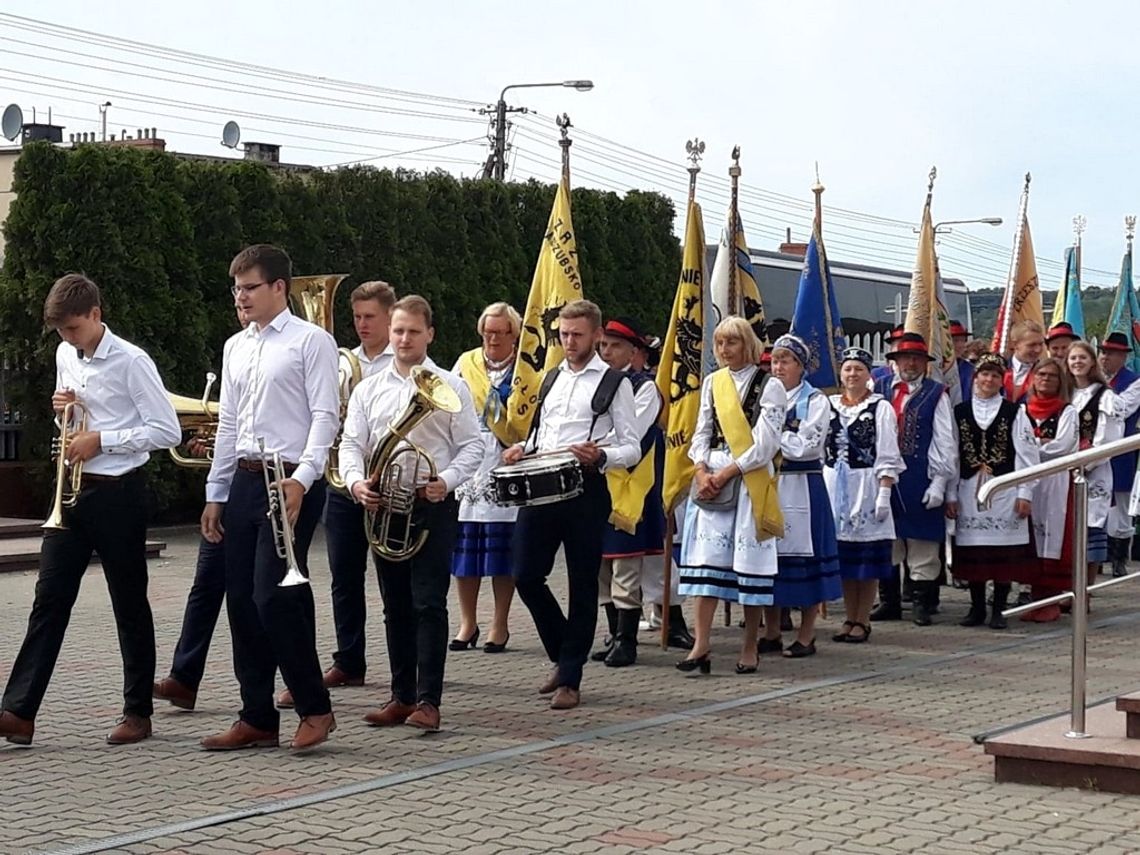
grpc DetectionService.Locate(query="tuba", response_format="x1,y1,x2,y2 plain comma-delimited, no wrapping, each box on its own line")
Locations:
43,400,89,530
365,365,461,560
288,274,362,494
169,372,220,468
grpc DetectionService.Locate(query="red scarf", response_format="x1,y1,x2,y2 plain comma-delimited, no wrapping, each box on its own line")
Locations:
1026,392,1066,436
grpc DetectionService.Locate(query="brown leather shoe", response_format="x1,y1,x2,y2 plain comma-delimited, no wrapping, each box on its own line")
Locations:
550,687,581,710
363,699,416,727
538,667,560,695
405,702,441,733
290,712,336,752
323,666,364,688
0,710,34,745
200,720,279,751
153,677,197,710
276,688,294,709
106,714,152,745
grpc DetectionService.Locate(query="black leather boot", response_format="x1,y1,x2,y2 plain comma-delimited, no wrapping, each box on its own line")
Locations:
870,573,903,621
605,609,640,667
666,605,695,650
591,603,618,662
959,582,987,626
990,583,1010,630
1110,536,1129,578
912,580,933,626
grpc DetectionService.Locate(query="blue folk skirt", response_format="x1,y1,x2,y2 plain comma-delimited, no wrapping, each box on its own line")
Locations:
837,539,894,581
1088,526,1109,564
451,521,514,578
773,475,842,607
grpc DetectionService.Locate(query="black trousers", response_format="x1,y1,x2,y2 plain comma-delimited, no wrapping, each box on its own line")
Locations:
169,537,226,690
3,471,155,720
373,496,458,709
325,487,374,679
223,469,330,731
513,474,610,691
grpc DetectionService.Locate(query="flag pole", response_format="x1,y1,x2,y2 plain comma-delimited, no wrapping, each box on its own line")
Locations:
996,173,1031,354
1073,214,1086,291
556,113,573,184
661,138,706,650
728,146,742,316
812,161,824,232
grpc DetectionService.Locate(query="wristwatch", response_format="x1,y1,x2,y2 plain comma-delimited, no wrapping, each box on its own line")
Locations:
596,450,608,471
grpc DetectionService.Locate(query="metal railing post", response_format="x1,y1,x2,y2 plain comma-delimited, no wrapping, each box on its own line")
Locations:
1066,467,1090,739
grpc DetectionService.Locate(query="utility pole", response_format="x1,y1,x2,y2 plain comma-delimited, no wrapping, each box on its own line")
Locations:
99,101,111,142
480,80,594,180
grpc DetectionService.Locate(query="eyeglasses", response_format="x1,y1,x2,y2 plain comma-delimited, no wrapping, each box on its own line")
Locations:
482,329,513,339
230,281,270,297
1036,372,1061,380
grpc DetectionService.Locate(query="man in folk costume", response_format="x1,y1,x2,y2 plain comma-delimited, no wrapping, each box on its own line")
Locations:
1046,321,1079,361
871,325,905,385
590,317,667,668
871,332,956,626
950,320,973,405
1003,320,1045,403
1099,332,1140,576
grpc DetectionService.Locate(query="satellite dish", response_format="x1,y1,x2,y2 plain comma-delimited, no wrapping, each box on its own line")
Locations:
221,120,241,149
1,104,23,142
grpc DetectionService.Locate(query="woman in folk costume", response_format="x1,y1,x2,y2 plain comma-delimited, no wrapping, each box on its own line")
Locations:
757,334,841,661
1067,341,1122,593
946,353,1039,630
1024,356,1079,622
676,316,787,675
450,302,520,653
823,347,904,644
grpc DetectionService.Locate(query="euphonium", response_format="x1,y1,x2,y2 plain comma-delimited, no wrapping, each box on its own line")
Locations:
288,274,362,494
43,400,89,530
258,437,309,588
168,372,220,468
365,365,461,560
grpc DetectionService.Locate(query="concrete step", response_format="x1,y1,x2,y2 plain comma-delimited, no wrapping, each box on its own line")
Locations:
0,517,43,539
985,701,1140,794
1115,692,1140,738
0,535,167,572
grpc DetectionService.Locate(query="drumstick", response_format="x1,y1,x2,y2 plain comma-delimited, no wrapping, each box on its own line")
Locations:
522,443,612,461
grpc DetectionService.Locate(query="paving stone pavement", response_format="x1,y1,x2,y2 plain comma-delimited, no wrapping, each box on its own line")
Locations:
3,527,1140,854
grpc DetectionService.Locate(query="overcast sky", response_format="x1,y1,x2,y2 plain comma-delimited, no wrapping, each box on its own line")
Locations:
1,0,1136,295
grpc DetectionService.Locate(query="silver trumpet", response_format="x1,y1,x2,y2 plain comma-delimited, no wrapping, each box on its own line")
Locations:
258,437,309,588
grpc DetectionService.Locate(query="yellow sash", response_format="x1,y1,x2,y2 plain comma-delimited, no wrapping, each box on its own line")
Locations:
606,441,657,535
457,348,516,447
710,367,784,540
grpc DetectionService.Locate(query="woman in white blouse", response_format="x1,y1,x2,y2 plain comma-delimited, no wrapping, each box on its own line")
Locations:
1067,341,1122,593
822,348,904,644
676,317,787,674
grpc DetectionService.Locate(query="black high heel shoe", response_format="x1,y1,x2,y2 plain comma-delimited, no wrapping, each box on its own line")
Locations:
449,627,480,651
483,632,510,653
675,653,711,674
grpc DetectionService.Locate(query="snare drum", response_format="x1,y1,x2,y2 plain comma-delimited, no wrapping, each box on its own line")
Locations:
490,453,584,508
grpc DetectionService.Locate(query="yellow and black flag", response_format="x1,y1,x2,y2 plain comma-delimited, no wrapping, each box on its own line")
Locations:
506,175,583,441
656,197,707,513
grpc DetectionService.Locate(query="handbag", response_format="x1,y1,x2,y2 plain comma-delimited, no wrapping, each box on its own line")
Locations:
691,472,741,511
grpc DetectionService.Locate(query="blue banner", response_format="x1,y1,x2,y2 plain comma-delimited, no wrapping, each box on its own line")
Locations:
790,225,846,389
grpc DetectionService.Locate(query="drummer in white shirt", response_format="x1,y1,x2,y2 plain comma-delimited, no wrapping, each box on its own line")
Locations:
340,295,481,734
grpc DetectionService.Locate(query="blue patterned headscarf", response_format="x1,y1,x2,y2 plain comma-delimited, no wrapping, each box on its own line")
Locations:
772,334,810,367
840,347,874,372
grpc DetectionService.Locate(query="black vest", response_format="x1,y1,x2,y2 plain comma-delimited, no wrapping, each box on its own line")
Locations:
1078,386,1105,449
825,399,880,470
955,398,1020,481
710,370,767,448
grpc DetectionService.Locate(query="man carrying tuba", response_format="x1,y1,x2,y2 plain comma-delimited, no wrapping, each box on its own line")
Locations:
339,294,481,733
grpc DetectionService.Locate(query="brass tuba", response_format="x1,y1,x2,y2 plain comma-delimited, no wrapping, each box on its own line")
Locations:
43,400,89,530
288,274,362,494
365,365,461,560
169,372,220,468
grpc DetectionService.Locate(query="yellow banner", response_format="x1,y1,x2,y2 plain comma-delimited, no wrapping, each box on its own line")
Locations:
506,175,583,440
656,198,706,513
905,195,960,403
993,206,1044,353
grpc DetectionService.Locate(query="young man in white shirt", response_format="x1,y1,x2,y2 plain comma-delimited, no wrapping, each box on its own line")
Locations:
339,295,481,733
0,274,180,746
503,300,641,710
200,244,340,753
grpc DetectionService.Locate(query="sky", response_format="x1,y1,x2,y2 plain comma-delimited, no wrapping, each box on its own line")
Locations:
0,0,1137,296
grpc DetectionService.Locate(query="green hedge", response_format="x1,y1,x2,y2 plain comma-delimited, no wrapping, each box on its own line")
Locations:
0,143,680,519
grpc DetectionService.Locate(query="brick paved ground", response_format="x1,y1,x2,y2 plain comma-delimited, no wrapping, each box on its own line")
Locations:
3,527,1140,854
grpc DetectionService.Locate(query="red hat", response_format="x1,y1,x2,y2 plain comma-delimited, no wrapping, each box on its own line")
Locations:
1100,332,1131,352
949,320,968,338
886,331,935,362
603,317,649,348
760,346,773,365
886,324,905,342
1046,322,1079,343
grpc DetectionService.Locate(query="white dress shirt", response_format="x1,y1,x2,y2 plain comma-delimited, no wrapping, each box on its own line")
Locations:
623,364,662,441
528,353,641,471
54,326,180,477
888,377,958,491
354,343,393,380
339,356,482,495
1108,370,1140,420
206,308,340,502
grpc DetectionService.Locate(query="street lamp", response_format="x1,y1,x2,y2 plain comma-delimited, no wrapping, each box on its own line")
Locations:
931,216,1002,234
489,80,594,180
98,101,111,142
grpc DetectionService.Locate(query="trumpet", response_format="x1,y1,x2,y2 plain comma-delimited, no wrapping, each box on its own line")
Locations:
168,372,220,468
43,399,89,530
258,437,309,588
365,366,460,560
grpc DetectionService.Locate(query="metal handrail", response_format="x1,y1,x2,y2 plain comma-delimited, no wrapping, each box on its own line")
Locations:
978,431,1140,740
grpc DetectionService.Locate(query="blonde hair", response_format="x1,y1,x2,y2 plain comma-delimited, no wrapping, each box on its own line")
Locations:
1010,319,1044,344
559,299,602,330
351,280,396,309
713,316,763,366
1066,340,1106,386
477,301,521,337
